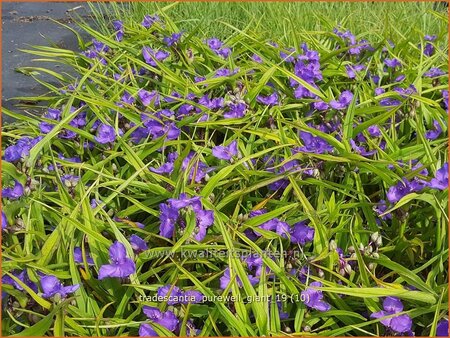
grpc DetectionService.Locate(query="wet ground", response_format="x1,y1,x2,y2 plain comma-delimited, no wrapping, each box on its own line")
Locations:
2,2,94,124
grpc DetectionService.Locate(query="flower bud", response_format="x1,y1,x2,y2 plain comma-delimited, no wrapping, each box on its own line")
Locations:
347,246,355,253
370,232,382,247
318,269,324,278
329,239,337,251
30,178,39,190
313,169,321,179
344,263,352,275
24,186,31,196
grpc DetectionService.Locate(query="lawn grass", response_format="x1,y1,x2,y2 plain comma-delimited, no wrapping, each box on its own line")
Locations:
85,1,448,42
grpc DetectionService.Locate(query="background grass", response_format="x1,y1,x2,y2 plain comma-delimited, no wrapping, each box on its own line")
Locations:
86,1,449,42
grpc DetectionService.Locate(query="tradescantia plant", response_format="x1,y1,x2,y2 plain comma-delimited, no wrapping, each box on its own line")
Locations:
1,7,449,337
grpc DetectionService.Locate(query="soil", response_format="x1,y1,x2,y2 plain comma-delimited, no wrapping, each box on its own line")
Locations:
1,2,95,125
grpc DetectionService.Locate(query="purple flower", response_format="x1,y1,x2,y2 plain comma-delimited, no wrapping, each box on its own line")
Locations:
384,58,401,68
39,108,62,133
2,180,24,200
138,89,160,107
395,74,406,82
329,90,353,110
214,68,237,77
112,20,123,31
252,54,263,63
442,90,449,112
199,95,225,110
129,234,148,253
159,203,179,238
130,126,151,144
182,290,204,304
181,152,210,183
141,14,160,28
424,42,435,56
372,75,381,84
224,102,247,119
380,98,401,107
216,47,231,58
2,211,7,230
163,32,182,46
3,270,38,292
394,85,417,98
425,120,442,140
374,200,392,221
301,281,331,312
41,275,79,299
206,38,223,50
112,20,124,42
346,64,366,79
121,91,135,105
98,241,136,279
280,48,295,62
375,87,385,96
139,307,179,336
204,38,231,58
162,194,213,241
219,267,258,290
370,297,412,334
194,76,206,83
245,254,265,276
290,222,315,245
74,247,94,265
313,100,329,110
298,131,333,154
157,285,183,305
424,67,445,78
212,140,238,161
387,178,424,204
429,163,448,190
390,315,413,334
95,124,116,144
168,193,202,211
350,139,377,157
142,114,180,141
142,47,170,67
259,218,290,238
92,39,109,53
257,92,279,106
150,162,174,175
3,145,22,163
368,125,382,137
437,319,449,336
61,175,80,188
194,209,214,241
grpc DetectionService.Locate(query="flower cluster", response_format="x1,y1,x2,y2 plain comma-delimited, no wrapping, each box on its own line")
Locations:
1,10,447,337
